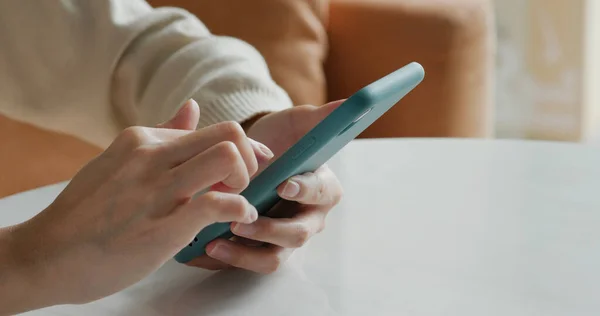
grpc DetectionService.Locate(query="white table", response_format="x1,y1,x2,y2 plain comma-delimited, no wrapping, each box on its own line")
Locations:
2,139,600,315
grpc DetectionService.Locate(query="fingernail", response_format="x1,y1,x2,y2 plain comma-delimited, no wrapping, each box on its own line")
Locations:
208,244,232,262
250,139,274,160
258,143,274,159
282,180,300,198
232,223,257,237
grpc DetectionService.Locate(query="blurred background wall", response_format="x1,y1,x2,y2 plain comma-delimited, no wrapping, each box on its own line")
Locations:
494,0,600,144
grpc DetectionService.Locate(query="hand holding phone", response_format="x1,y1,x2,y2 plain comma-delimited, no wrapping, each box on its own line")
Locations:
187,102,347,273
175,62,425,263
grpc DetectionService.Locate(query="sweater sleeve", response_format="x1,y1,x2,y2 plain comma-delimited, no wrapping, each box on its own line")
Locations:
0,0,292,148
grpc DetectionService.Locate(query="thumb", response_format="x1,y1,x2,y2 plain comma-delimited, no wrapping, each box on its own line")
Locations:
157,99,200,130
319,99,345,116
304,99,346,128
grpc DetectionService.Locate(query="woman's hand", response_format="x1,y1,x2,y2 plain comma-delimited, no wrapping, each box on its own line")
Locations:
0,100,272,314
188,101,345,273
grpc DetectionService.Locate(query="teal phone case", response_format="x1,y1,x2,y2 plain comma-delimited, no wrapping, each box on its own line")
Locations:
174,62,425,263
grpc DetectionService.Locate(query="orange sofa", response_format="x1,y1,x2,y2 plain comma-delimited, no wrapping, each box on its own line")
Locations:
149,0,496,138
0,0,495,198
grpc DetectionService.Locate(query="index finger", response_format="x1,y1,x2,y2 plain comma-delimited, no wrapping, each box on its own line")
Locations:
162,121,261,176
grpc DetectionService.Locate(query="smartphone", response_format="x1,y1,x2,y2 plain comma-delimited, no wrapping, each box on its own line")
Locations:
174,62,425,263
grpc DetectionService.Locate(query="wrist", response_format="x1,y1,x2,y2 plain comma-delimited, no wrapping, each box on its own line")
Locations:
0,224,56,315
0,225,31,315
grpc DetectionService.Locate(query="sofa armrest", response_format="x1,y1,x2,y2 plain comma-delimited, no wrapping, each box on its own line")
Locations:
326,0,496,138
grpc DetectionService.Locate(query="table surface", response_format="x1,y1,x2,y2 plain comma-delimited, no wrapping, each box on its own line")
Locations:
2,139,600,316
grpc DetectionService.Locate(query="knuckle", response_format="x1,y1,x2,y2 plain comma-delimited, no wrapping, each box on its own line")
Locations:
239,170,251,187
116,144,158,177
214,142,249,189
292,223,311,248
239,177,251,191
262,254,283,274
230,195,250,218
215,141,241,164
200,191,223,206
194,192,223,221
119,126,146,144
216,121,246,140
315,171,344,206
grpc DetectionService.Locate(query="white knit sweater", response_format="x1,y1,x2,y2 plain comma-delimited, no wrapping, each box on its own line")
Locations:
0,0,293,147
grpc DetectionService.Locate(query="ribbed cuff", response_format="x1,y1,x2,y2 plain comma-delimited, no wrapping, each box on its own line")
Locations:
197,87,293,128
138,35,294,128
